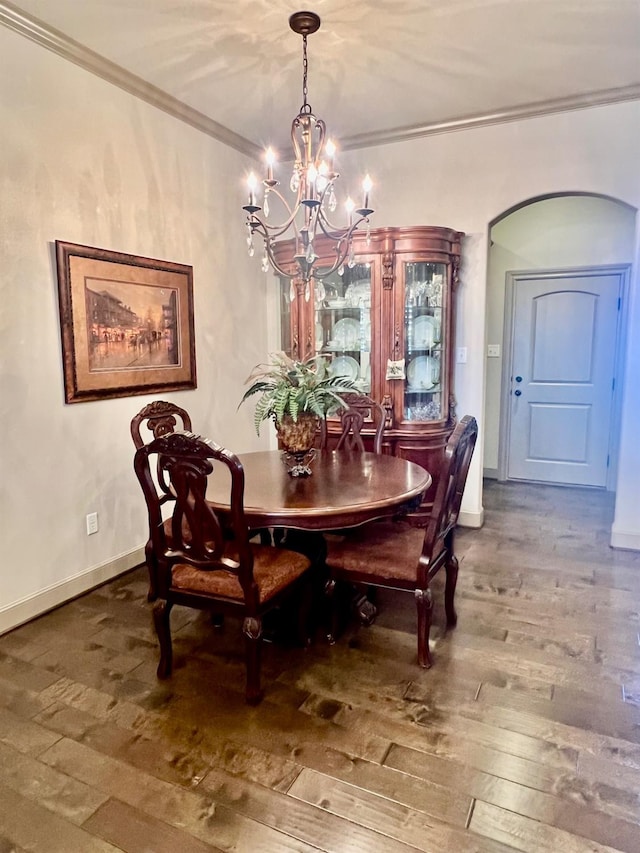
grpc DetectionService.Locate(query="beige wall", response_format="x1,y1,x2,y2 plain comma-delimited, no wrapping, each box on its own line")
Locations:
0,26,269,631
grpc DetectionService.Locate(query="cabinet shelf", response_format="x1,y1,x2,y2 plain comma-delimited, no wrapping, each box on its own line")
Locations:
320,306,361,311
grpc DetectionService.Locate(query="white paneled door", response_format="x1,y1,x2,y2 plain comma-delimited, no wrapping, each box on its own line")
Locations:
505,269,622,487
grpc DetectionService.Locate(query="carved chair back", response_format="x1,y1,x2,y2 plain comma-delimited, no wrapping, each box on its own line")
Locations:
320,392,386,454
131,400,194,526
419,415,478,580
130,400,192,449
134,432,257,607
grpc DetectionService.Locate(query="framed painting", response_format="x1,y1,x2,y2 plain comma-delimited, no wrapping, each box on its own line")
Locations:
55,241,196,403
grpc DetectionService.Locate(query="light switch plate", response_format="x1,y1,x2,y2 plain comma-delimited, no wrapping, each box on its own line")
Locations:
456,347,467,364
487,344,501,357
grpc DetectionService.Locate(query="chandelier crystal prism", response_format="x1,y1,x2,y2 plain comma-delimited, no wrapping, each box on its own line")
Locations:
242,11,374,292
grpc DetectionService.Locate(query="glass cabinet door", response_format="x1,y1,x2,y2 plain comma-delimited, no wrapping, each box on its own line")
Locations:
279,278,292,355
403,261,446,422
282,262,372,392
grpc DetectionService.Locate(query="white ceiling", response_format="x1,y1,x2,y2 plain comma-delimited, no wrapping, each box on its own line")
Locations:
3,0,640,155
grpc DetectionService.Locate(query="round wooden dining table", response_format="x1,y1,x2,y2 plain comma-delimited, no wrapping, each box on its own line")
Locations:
206,449,431,531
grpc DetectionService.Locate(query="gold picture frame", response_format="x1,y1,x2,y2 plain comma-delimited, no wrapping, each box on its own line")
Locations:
55,241,196,403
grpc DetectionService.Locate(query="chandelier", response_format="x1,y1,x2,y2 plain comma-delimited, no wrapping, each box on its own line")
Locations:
243,11,374,295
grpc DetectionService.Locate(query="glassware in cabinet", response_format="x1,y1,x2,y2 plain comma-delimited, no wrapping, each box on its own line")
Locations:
403,261,446,423
281,262,372,393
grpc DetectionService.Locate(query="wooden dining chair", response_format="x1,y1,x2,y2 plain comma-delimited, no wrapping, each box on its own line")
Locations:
316,392,388,619
134,431,313,704
324,415,478,667
131,400,273,603
320,392,386,454
130,400,194,601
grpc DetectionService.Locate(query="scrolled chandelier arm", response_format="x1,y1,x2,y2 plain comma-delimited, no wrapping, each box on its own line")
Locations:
242,11,375,295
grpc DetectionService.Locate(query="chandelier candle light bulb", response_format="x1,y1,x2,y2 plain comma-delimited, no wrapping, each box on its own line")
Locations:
316,161,329,193
242,10,375,287
246,172,259,211
265,148,276,183
361,174,373,212
325,138,336,172
345,196,355,225
306,164,319,204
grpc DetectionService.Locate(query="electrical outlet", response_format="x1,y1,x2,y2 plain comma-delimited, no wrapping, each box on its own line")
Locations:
86,512,99,535
487,344,501,357
456,347,467,364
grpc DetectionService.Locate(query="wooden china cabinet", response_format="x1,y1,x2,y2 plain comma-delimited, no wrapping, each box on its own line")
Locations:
273,225,463,523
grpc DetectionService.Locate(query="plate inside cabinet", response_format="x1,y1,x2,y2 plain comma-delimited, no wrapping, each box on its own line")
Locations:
407,355,438,390
329,355,360,382
412,315,439,349
332,317,360,349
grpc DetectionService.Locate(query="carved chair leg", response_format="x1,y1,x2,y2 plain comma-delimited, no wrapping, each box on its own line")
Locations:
295,577,314,647
243,616,264,705
444,554,459,628
415,586,434,668
152,599,173,679
324,577,339,644
353,586,378,627
145,541,158,602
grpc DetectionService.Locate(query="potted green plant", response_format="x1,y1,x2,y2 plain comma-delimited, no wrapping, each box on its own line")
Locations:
239,352,355,467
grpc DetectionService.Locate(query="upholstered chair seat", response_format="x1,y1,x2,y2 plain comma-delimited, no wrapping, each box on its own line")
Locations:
326,521,427,583
171,544,310,602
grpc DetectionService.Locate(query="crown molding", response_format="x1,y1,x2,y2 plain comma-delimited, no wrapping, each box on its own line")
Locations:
342,85,640,151
0,0,261,158
2,1,639,157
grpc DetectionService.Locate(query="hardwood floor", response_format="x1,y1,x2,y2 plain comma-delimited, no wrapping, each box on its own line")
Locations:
1,480,639,852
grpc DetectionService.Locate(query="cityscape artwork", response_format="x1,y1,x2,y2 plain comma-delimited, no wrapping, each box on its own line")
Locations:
55,241,196,402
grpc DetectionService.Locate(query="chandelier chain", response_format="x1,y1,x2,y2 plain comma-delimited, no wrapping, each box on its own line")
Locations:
301,34,310,114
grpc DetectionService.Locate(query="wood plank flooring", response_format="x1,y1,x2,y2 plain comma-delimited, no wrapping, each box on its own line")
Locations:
0,480,639,851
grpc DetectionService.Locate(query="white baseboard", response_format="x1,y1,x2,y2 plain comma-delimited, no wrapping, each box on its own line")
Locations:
459,507,484,528
0,546,146,636
483,468,499,480
609,526,640,552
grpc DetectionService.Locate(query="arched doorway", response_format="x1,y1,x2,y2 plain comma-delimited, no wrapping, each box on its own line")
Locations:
484,193,636,488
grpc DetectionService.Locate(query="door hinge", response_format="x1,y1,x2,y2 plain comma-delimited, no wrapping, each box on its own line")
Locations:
618,297,621,310
607,453,610,468
612,377,615,391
